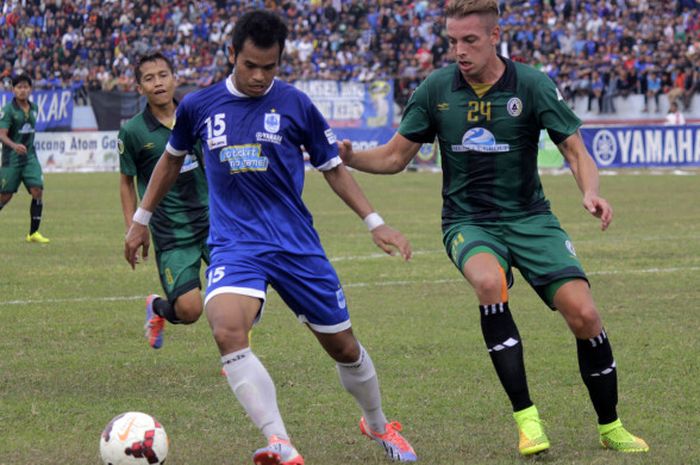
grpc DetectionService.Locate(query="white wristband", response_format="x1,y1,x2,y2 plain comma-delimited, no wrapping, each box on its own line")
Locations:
132,207,153,226
363,212,385,231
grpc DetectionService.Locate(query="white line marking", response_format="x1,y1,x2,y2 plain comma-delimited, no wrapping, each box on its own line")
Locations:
1,264,697,306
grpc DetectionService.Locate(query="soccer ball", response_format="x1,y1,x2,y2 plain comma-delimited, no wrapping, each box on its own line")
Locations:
99,412,169,465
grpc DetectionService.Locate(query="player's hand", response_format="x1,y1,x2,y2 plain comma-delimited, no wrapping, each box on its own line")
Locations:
13,143,27,155
583,193,613,231
337,139,354,165
370,224,412,261
124,222,150,269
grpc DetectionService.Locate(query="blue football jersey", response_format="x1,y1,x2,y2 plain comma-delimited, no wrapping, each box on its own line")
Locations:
167,77,340,256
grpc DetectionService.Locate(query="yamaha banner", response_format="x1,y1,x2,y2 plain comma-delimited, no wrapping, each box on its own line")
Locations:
582,125,700,168
0,90,73,131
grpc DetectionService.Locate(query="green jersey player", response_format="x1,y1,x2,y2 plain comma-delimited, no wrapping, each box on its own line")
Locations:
339,0,648,456
0,74,49,243
118,52,209,349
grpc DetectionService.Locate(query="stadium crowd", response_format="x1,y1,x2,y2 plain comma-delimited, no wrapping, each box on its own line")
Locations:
1,0,700,111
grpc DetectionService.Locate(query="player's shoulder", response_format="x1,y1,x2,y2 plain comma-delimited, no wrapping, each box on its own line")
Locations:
424,63,458,88
512,60,552,87
120,111,146,133
0,99,14,114
180,79,228,109
274,79,310,104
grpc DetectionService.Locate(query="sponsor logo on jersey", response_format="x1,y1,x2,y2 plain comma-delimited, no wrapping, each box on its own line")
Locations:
565,239,577,256
506,97,523,117
143,142,155,151
0,110,4,119
264,112,281,133
180,153,200,173
591,129,617,166
555,87,565,101
452,127,510,153
18,123,35,134
437,102,449,111
324,128,337,145
256,131,282,145
118,138,125,155
207,135,227,150
220,144,269,173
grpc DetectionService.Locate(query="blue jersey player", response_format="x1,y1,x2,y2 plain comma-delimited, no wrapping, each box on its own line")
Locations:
125,10,417,465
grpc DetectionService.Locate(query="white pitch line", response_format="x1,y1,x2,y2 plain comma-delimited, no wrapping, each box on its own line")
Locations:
1,265,697,307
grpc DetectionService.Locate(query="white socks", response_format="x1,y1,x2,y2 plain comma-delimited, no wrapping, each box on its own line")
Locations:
221,348,289,441
222,344,389,439
336,344,388,433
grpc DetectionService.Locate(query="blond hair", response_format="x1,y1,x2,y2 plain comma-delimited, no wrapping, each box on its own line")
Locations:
445,0,500,18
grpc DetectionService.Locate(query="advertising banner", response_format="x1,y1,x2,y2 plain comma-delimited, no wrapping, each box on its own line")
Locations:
0,90,73,131
295,80,394,129
582,125,700,168
33,131,120,172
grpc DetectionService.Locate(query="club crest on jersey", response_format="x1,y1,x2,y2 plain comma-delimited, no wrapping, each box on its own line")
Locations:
506,97,523,117
264,112,280,133
452,127,510,153
336,288,346,309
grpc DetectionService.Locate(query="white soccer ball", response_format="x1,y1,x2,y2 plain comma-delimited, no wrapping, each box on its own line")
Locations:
99,412,169,465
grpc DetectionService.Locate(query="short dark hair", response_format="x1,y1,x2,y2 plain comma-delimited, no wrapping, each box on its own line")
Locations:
12,74,32,87
135,51,175,84
232,10,288,60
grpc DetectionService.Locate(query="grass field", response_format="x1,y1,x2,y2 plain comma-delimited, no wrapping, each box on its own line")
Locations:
1,170,699,465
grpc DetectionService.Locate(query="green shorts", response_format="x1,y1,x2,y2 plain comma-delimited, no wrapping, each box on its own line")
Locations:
0,155,44,193
155,238,210,303
443,213,588,308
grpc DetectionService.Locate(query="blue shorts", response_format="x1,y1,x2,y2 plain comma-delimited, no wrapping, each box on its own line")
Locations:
204,250,351,333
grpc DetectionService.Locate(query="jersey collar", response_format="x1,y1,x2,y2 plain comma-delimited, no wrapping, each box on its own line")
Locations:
451,55,517,95
11,98,34,112
143,100,177,132
225,72,275,97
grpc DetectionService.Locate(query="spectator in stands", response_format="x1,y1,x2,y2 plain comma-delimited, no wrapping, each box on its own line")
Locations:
601,71,618,114
616,66,637,99
643,70,662,113
682,67,700,110
588,70,604,113
666,66,687,108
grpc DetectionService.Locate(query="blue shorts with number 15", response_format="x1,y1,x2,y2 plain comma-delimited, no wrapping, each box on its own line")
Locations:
204,249,351,334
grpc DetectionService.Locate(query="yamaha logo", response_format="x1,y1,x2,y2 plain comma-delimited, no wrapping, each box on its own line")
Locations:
592,130,617,166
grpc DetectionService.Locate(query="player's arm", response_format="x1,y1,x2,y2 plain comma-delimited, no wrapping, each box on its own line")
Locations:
119,174,137,234
124,151,184,268
0,128,27,155
338,131,421,174
557,130,613,231
322,163,412,260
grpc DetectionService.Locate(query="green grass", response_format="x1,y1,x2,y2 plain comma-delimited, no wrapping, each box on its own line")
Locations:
1,170,698,465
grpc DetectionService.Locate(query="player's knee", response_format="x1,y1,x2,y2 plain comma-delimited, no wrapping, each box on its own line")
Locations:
175,305,203,324
211,324,249,352
321,335,360,363
566,304,602,338
471,272,506,302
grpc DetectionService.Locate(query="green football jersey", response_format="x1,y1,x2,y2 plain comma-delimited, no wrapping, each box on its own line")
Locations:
118,105,208,251
399,58,581,226
0,99,38,167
